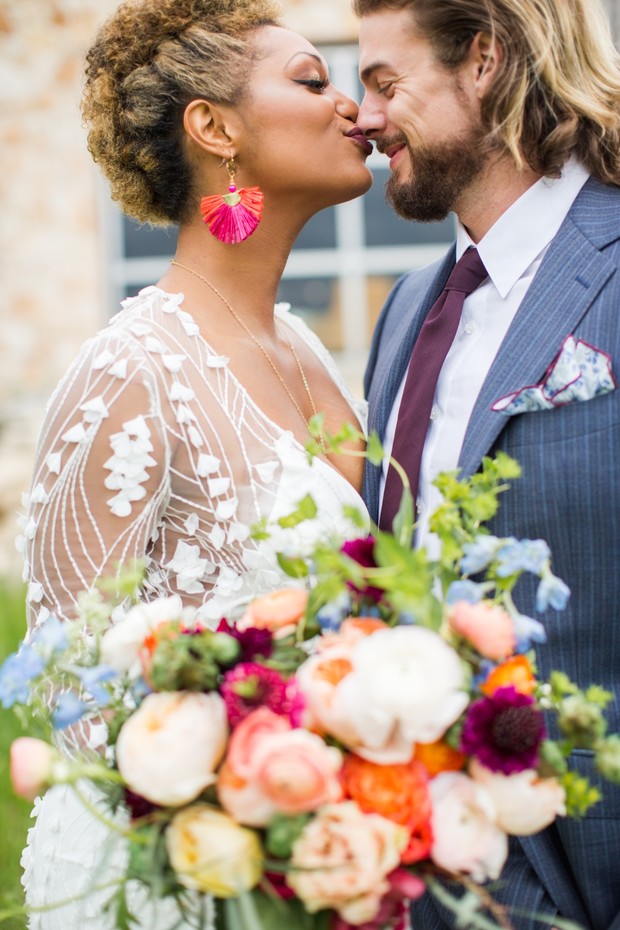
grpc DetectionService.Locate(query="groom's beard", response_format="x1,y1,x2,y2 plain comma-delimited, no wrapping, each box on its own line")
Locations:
384,129,487,223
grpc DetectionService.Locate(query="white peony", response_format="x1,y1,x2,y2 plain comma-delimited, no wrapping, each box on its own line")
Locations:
469,759,566,834
116,691,228,805
100,595,187,675
429,771,508,882
343,627,469,753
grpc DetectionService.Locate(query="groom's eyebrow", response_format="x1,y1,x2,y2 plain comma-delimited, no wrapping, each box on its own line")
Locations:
360,61,385,84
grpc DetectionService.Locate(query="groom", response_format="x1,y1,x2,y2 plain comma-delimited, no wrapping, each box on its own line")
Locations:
355,0,620,927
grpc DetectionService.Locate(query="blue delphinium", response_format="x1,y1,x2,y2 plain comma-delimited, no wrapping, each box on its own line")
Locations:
460,536,501,575
446,580,486,605
74,665,117,706
0,645,45,708
494,538,551,578
52,692,89,729
536,572,571,612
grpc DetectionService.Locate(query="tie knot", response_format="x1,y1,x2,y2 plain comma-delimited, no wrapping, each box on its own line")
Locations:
444,247,488,296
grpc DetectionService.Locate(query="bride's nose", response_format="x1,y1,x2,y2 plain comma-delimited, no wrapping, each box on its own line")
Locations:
333,89,359,122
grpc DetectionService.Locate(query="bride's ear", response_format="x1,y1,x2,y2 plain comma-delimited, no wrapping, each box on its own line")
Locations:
183,99,240,160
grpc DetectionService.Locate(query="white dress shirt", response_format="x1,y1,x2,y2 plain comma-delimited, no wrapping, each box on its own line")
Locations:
380,158,590,554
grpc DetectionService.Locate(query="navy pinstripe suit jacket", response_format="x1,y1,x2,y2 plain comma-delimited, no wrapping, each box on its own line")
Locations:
363,178,620,930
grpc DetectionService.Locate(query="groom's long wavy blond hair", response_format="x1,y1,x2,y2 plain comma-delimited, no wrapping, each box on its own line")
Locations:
353,0,620,185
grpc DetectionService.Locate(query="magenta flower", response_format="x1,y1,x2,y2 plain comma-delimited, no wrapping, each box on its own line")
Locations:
341,535,383,603
221,662,301,726
460,686,545,774
216,618,273,662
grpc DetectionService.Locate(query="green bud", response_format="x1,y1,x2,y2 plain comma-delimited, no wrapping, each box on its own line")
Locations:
595,735,620,784
558,694,607,748
209,632,240,666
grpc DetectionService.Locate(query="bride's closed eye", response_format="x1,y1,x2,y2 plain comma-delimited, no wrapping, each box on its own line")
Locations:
295,77,330,92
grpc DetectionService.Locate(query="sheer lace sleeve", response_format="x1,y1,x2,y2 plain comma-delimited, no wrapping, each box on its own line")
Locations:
22,325,173,632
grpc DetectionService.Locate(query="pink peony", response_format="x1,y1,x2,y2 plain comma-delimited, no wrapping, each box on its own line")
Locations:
225,707,290,780
429,771,508,882
10,737,57,801
218,707,342,825
287,801,408,924
252,728,343,814
448,601,516,661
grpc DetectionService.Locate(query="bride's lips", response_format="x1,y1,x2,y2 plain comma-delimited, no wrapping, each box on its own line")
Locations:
345,127,373,156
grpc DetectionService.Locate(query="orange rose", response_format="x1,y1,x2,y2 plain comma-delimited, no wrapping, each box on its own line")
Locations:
413,739,466,777
341,755,432,863
481,654,536,696
237,589,308,637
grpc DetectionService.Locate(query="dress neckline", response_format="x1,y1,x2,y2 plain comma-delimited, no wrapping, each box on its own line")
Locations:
130,286,368,515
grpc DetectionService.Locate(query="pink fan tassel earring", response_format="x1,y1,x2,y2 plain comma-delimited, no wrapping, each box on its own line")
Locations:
200,158,264,244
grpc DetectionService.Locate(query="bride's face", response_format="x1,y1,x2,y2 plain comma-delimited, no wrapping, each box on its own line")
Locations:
233,26,373,208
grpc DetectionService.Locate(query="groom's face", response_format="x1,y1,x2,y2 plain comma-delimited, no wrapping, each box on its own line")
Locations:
357,7,488,222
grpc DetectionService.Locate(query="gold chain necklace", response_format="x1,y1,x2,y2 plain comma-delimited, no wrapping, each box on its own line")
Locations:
170,260,327,453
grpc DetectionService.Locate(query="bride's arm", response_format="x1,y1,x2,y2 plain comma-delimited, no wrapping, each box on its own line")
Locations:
23,329,173,632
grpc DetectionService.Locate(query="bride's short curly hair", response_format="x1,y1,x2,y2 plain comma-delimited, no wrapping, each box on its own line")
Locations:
82,0,280,226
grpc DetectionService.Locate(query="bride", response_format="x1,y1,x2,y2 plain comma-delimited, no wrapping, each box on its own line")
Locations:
20,0,374,926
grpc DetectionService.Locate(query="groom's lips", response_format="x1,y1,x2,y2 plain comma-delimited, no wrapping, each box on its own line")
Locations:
384,143,407,167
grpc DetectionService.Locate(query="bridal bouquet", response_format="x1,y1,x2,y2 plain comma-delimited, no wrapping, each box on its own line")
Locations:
2,438,620,930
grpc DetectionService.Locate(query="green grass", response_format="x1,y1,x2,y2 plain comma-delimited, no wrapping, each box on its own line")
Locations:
0,581,31,930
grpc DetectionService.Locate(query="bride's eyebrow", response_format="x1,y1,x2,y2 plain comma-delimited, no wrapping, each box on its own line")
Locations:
285,51,328,70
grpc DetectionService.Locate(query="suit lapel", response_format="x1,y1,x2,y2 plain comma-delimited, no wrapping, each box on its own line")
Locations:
458,213,617,477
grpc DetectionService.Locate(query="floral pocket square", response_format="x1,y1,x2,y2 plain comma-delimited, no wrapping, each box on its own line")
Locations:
491,336,616,416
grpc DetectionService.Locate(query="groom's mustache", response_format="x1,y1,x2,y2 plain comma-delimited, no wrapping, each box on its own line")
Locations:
375,133,409,155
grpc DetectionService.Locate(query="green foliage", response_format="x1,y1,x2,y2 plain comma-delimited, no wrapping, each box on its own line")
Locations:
265,813,311,858
430,453,522,575
149,629,240,692
0,581,29,930
277,495,318,529
561,771,601,817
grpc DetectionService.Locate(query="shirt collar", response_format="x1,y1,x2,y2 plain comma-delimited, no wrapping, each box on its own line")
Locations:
456,158,590,299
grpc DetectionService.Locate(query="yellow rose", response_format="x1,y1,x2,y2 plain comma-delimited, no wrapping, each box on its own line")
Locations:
166,804,263,897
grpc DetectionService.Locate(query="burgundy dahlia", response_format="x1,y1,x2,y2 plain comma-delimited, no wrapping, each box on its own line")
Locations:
221,662,301,726
341,535,383,603
460,685,545,774
216,618,273,661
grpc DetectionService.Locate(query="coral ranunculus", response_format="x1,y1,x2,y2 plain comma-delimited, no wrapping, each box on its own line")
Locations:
481,654,537,696
413,739,467,777
237,588,308,637
341,755,433,863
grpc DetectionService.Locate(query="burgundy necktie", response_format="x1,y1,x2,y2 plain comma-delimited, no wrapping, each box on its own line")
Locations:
380,248,488,531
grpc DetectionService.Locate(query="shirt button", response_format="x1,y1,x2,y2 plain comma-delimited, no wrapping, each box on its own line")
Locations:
464,320,476,335
430,405,440,421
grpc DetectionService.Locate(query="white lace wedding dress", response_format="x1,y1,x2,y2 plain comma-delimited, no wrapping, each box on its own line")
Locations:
19,286,369,930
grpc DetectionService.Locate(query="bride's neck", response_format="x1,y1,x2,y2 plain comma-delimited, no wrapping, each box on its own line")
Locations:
163,208,306,333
